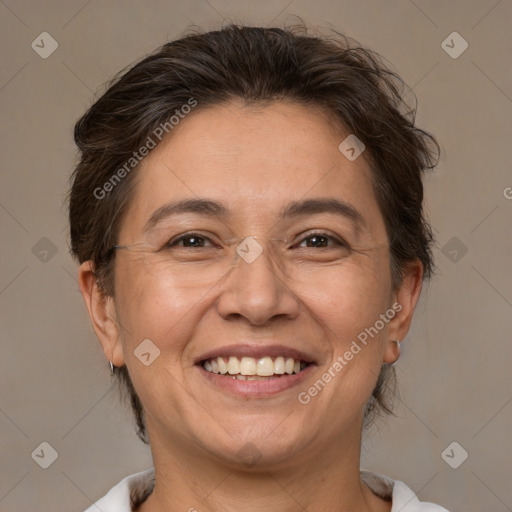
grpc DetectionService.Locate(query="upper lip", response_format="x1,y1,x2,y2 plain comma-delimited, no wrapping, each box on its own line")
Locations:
195,344,316,365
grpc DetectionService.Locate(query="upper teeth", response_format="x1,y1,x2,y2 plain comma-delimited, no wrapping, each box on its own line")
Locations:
203,356,305,376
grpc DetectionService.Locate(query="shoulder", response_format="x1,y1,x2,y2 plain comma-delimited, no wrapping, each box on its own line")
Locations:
83,468,155,512
361,470,450,512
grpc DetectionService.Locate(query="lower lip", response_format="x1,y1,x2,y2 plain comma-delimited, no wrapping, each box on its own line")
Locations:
197,364,316,397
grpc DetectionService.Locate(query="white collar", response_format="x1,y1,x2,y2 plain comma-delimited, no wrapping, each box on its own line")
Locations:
85,467,449,511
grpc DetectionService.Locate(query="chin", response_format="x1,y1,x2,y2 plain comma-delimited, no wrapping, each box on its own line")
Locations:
201,421,310,470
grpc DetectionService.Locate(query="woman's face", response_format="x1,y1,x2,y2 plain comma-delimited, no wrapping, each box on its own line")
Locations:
88,101,421,468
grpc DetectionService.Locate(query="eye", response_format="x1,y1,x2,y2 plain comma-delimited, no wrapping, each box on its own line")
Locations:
165,233,217,249
295,232,348,249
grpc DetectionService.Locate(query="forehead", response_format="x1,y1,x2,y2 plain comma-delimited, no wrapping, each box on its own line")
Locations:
120,101,386,238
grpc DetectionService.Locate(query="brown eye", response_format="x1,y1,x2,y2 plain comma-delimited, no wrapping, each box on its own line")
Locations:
165,233,215,248
304,234,329,248
296,232,348,249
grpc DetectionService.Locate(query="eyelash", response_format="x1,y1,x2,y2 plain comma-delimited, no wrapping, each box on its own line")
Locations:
165,232,349,250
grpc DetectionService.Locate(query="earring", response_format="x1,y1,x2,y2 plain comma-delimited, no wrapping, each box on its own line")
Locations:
109,359,115,376
392,339,401,365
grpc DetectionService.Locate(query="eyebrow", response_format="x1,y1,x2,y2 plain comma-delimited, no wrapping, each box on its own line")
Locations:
144,197,367,233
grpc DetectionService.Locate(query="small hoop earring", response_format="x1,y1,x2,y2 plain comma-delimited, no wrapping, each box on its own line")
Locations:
392,339,401,365
109,359,115,376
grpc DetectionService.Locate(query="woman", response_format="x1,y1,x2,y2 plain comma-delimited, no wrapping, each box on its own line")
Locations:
69,24,448,512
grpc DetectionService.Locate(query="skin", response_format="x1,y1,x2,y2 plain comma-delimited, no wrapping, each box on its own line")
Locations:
79,101,423,512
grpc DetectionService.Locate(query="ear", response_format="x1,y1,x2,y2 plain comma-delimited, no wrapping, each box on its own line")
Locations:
383,260,423,364
78,260,125,368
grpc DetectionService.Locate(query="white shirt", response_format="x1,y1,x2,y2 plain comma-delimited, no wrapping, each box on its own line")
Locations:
84,468,450,511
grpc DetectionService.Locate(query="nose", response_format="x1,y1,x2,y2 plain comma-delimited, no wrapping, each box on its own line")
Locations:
215,239,301,326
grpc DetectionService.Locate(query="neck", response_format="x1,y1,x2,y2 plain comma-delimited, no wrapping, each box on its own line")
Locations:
138,422,389,512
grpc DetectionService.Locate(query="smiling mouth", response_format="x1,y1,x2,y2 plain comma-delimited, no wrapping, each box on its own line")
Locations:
201,356,309,380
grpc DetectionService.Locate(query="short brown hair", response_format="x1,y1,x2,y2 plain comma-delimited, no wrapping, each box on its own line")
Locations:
69,23,439,443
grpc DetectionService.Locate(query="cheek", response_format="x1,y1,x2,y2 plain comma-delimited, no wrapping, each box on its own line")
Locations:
113,268,202,416
300,252,392,339
114,262,200,356
296,253,391,406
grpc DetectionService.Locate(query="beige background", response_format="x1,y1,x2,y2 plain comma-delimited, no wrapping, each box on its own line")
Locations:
1,1,511,511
